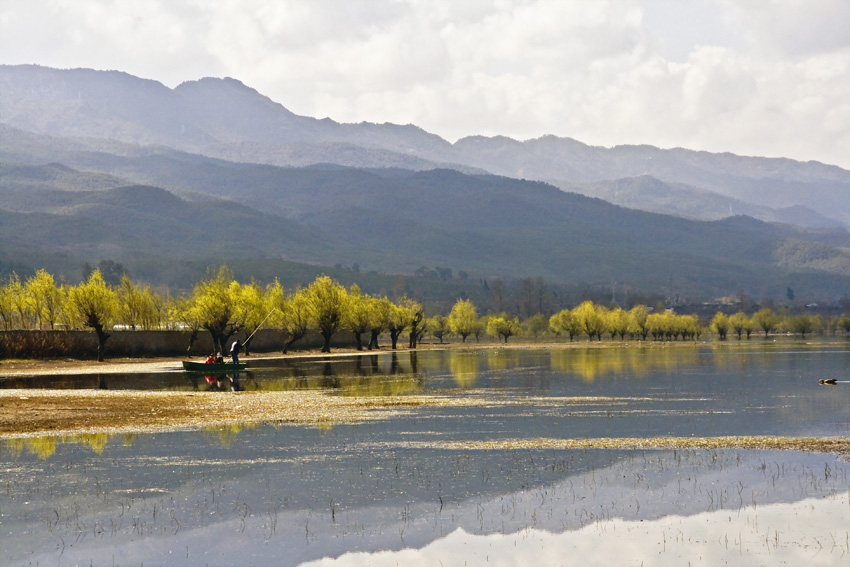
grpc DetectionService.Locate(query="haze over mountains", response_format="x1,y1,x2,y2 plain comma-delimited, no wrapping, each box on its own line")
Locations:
1,65,848,301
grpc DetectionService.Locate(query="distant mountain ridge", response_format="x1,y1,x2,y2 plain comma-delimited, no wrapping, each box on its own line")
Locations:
561,175,845,230
2,64,848,228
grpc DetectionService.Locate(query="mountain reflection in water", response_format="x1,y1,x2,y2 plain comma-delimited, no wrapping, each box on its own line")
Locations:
1,343,848,566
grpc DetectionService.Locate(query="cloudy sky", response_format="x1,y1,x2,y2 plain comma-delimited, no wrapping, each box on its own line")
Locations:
2,0,849,168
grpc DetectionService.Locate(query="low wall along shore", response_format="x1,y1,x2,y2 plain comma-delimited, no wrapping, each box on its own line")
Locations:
0,329,357,359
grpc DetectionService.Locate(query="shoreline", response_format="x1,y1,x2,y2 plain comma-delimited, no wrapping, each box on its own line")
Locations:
1,336,840,378
1,339,846,442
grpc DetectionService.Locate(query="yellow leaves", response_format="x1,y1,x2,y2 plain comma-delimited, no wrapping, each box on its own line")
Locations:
305,275,348,333
486,315,521,341
66,269,120,330
448,299,478,339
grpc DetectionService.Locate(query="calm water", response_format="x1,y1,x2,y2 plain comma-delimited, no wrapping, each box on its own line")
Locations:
2,342,849,566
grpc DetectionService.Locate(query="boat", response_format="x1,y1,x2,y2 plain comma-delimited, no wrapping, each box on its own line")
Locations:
182,360,247,372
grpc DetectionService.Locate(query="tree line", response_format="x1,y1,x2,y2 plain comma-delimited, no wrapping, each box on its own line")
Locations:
2,268,848,361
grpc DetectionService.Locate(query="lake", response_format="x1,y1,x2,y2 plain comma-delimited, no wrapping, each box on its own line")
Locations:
2,341,849,566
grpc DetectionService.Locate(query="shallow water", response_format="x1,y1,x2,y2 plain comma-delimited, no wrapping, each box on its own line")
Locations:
2,342,849,566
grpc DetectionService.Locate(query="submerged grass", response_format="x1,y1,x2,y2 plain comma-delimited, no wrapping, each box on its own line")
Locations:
0,389,729,438
369,436,850,455
2,389,848,459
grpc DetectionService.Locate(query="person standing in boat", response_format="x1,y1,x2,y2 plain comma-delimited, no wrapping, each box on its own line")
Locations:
230,339,242,365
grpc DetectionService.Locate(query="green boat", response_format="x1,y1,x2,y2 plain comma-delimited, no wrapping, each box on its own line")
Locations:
182,360,247,372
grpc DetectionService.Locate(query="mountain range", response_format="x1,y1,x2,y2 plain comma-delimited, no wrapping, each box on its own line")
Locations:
1,64,848,302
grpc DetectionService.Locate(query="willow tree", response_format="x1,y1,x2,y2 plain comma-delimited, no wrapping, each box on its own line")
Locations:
385,301,410,350
3,273,28,329
487,315,521,343
0,278,13,330
837,314,850,336
429,314,450,344
170,296,203,356
573,301,607,341
680,314,702,340
728,311,753,340
306,276,348,353
118,275,161,330
524,313,549,338
752,308,780,338
549,309,579,341
448,299,478,343
269,282,312,354
787,314,818,338
400,297,424,348
606,308,630,340
25,269,62,330
710,311,730,340
367,296,392,350
235,280,269,354
186,266,244,355
344,284,372,351
628,305,650,340
66,269,119,361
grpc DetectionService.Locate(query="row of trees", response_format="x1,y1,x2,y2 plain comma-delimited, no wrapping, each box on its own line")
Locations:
708,308,849,339
548,302,701,341
2,269,849,361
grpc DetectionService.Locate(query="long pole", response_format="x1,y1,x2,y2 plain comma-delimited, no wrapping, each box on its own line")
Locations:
244,307,277,343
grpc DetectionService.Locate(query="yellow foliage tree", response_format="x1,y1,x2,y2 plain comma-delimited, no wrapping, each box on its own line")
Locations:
66,270,119,361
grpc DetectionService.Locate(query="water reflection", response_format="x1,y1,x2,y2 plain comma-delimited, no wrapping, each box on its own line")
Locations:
4,432,111,459
190,370,247,392
2,440,847,567
2,344,850,566
302,494,849,567
549,347,705,382
6,343,844,394
449,351,479,387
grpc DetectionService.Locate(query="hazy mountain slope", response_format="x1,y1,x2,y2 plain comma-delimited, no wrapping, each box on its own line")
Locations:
0,183,361,269
452,135,850,227
2,65,847,230
6,159,849,298
559,175,844,230
0,65,459,171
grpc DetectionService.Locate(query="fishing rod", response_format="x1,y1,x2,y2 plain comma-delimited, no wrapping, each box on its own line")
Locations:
244,307,277,344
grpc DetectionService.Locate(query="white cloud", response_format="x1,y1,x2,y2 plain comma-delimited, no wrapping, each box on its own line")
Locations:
0,0,848,168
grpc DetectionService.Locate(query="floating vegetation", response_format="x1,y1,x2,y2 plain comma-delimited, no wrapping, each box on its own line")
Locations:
0,389,432,438
367,436,850,455
0,388,730,439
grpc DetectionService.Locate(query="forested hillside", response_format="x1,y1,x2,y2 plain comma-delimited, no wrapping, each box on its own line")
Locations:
2,158,849,301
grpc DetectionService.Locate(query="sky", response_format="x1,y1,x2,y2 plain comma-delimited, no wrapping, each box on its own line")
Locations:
1,0,849,169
